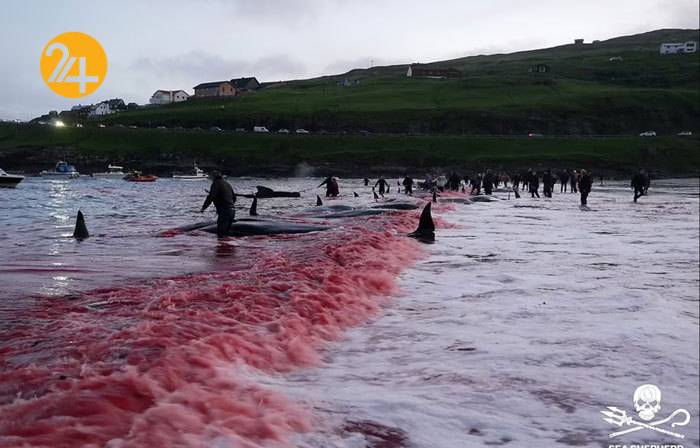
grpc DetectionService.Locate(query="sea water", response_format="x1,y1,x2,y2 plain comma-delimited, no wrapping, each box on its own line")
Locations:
0,177,697,448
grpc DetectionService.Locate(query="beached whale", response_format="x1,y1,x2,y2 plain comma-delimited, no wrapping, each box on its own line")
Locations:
371,202,418,210
172,218,330,237
240,186,301,199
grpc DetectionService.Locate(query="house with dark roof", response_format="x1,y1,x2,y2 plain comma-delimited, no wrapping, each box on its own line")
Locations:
193,81,235,97
406,64,461,79
150,90,190,105
229,77,260,92
105,98,126,111
527,64,550,73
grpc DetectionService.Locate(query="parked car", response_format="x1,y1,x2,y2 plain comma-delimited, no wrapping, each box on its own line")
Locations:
639,131,656,137
128,125,137,129
677,130,693,136
97,124,106,128
234,128,245,132
156,126,167,130
295,129,309,134
75,123,83,128
609,56,624,62
528,133,544,138
192,127,202,131
209,126,222,132
253,126,269,133
173,126,184,131
278,128,289,134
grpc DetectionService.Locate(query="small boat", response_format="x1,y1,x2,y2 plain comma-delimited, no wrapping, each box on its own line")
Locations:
125,170,157,182
0,168,24,188
39,161,80,178
173,164,208,180
92,164,126,178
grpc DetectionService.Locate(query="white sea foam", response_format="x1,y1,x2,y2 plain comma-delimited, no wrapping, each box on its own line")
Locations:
264,179,699,448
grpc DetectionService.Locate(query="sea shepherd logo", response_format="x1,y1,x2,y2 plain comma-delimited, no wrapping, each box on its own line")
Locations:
40,32,107,98
601,384,691,447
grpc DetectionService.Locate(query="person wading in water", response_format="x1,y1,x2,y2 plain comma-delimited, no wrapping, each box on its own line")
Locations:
201,171,236,238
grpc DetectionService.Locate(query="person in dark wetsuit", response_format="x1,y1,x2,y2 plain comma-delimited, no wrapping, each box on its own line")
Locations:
448,171,461,191
482,170,494,195
579,169,592,206
201,171,236,238
318,175,338,197
470,174,481,195
643,169,650,194
402,175,414,196
374,176,389,195
570,170,578,193
527,170,540,198
542,170,555,198
559,170,569,193
631,169,646,202
363,178,370,186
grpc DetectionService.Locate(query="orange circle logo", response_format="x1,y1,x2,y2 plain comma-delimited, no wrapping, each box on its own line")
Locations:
40,32,107,98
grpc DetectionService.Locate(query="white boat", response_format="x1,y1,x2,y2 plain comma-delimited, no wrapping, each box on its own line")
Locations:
0,168,24,188
39,161,80,178
173,165,208,180
92,164,126,178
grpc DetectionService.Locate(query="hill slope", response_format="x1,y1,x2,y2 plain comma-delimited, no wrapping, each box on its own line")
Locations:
72,28,700,135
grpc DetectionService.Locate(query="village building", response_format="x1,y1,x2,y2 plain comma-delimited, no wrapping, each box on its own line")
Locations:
406,64,461,79
229,77,260,92
528,63,550,73
105,99,126,112
89,102,113,117
150,90,190,105
192,81,236,97
659,42,697,54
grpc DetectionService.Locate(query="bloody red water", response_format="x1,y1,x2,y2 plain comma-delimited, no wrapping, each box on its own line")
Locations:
0,210,434,447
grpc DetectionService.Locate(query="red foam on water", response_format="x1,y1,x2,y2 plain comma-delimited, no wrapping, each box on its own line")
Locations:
0,211,426,447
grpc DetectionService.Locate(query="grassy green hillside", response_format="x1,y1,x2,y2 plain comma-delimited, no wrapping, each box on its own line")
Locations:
65,28,699,135
9,28,699,175
2,123,697,176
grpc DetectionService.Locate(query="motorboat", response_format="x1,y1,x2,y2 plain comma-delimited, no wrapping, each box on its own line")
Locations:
92,164,126,178
39,161,80,178
0,168,24,188
125,170,157,182
173,164,208,180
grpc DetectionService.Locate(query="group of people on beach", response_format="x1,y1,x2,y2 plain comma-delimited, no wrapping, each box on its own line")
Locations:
201,168,651,237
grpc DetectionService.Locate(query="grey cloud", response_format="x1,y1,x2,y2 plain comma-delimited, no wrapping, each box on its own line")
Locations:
130,50,308,86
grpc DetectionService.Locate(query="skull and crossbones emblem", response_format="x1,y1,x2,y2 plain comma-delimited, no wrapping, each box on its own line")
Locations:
602,384,691,439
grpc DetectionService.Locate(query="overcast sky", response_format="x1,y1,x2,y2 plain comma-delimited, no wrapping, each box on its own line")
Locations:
0,0,698,120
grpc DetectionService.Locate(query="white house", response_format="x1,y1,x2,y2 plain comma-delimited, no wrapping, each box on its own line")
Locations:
659,42,697,54
149,90,190,105
89,102,113,117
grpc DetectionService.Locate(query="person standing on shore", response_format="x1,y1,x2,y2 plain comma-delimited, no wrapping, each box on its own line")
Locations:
528,169,540,198
579,169,592,206
201,171,236,238
559,170,569,193
631,169,646,202
570,170,578,193
402,175,414,196
318,174,339,197
482,169,494,195
374,176,389,195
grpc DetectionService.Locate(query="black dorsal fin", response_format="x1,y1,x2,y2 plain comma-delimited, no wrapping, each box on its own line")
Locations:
354,191,359,197
432,190,437,203
250,196,258,216
316,195,323,206
417,202,435,233
373,191,379,201
73,210,89,240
